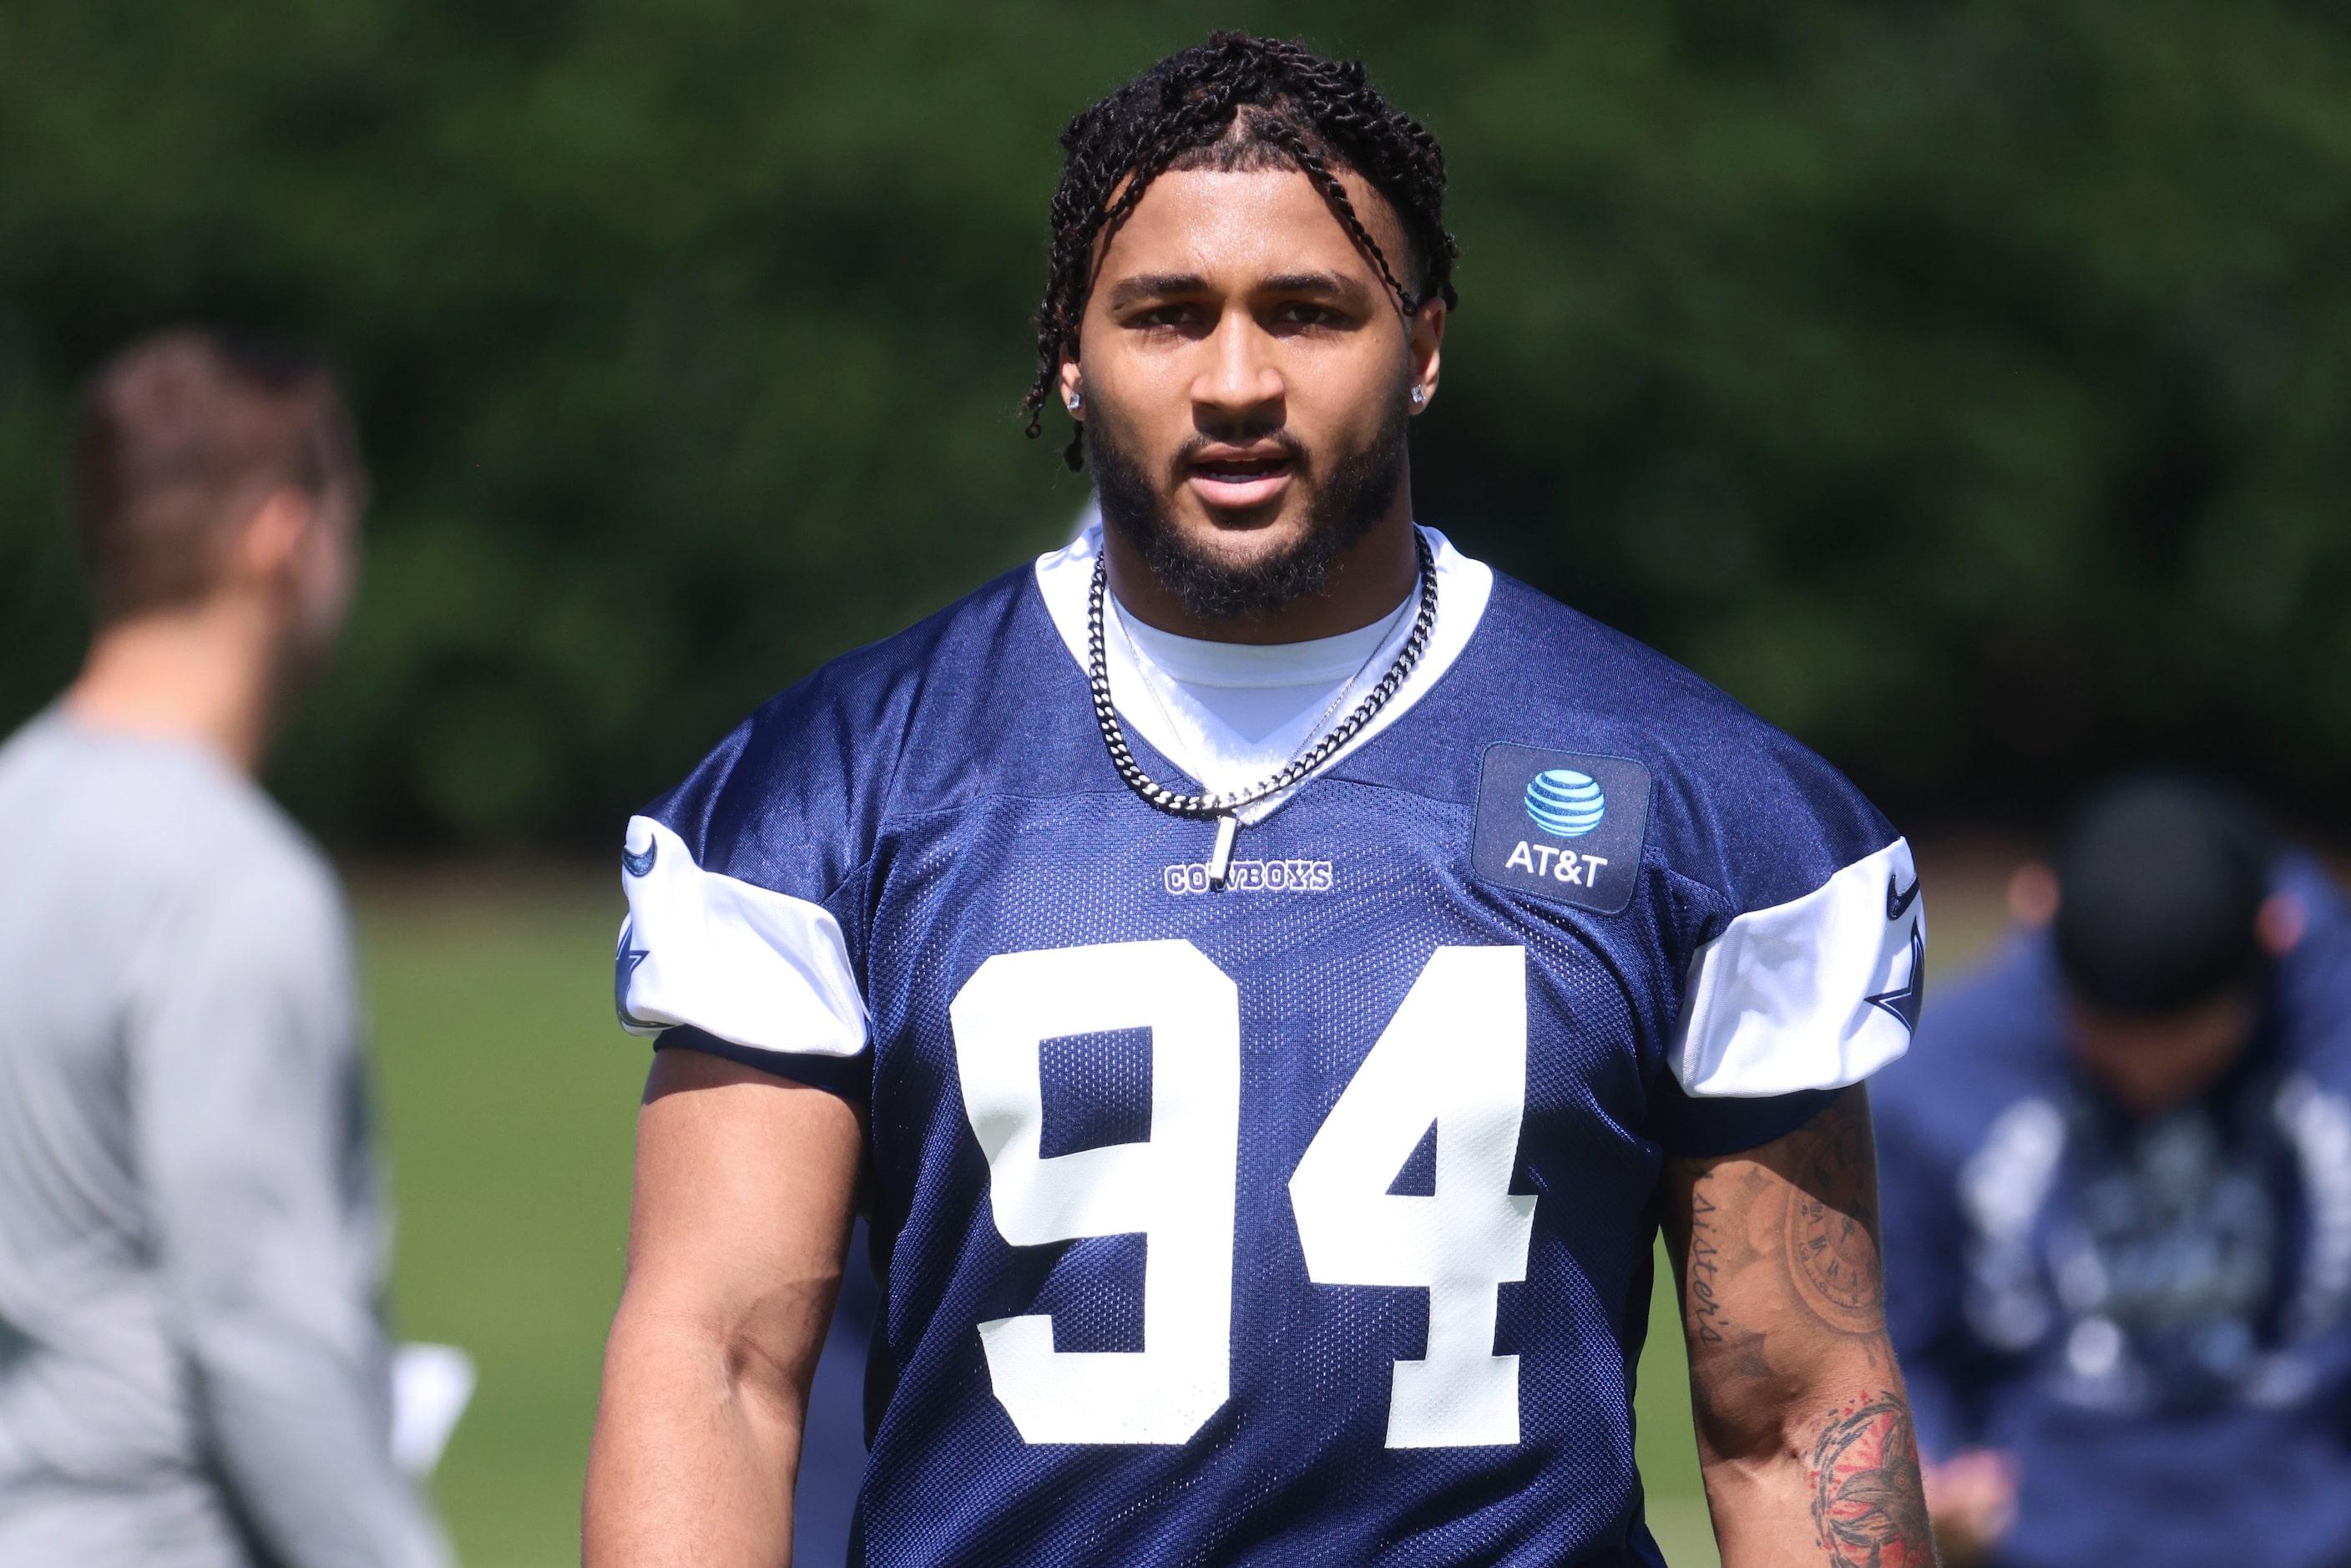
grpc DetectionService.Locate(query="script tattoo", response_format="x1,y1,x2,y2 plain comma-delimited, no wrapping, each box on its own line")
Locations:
1687,1187,1727,1344
1807,1393,1934,1568
1679,1161,1782,1434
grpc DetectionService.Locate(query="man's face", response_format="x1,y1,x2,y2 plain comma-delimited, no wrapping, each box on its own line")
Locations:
2066,988,2258,1118
1069,164,1443,620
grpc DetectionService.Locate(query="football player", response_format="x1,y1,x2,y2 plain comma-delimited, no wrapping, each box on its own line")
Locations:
587,33,1934,1568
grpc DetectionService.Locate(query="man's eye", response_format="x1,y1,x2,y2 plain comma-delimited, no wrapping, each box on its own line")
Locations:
1273,302,1342,327
1133,305,1201,329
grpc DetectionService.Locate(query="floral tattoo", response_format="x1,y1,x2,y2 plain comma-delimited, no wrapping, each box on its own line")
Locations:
1807,1393,1934,1567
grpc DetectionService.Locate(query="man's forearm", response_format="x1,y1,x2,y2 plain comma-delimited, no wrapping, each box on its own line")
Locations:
1668,1088,1938,1568
139,909,450,1568
584,1297,806,1566
1696,1372,1933,1568
187,1311,449,1568
585,1052,863,1568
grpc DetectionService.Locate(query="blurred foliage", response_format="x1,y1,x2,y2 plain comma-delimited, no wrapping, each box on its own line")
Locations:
5,1,2350,845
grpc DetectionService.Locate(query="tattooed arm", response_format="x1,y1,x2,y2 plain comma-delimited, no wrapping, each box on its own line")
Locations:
1660,1085,1938,1568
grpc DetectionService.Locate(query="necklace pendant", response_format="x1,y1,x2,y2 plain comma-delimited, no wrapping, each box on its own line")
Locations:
1207,813,1240,888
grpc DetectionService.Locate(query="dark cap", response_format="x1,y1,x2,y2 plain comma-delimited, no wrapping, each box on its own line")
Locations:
2052,775,2272,1015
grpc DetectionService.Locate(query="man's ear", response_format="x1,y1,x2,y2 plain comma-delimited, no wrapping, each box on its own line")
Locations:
2258,892,2307,957
1406,299,1445,415
1058,358,1084,422
2008,862,2059,926
230,488,317,585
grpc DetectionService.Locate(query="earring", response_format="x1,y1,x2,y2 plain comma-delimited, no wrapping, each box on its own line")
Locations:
1409,385,1426,406
1066,389,1083,412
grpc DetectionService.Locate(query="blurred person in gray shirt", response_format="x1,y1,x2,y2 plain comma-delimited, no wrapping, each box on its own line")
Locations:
0,330,450,1567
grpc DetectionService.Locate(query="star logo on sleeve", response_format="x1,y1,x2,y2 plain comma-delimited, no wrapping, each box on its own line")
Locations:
614,919,656,1029
1865,922,1924,1034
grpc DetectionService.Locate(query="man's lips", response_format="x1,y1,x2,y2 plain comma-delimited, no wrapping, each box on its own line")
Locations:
1184,448,1296,508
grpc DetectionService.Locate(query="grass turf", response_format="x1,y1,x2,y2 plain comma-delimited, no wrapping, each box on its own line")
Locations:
360,852,2010,1566
362,871,643,1568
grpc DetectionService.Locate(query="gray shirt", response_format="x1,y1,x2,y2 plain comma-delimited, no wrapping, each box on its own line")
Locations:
0,712,449,1568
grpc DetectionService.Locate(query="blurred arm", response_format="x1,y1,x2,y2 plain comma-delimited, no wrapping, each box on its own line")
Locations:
584,1048,862,1568
1873,1107,1974,1463
135,864,449,1568
1660,1086,1938,1568
1874,1100,2017,1563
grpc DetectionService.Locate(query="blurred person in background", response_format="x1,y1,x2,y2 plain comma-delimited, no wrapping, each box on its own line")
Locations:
0,331,451,1566
1876,776,2351,1567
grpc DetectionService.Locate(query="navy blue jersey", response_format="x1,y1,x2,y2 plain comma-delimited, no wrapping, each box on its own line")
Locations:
1875,857,2351,1568
618,527,1919,1566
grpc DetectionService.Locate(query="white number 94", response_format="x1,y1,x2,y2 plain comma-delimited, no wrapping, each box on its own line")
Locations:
953,940,1533,1449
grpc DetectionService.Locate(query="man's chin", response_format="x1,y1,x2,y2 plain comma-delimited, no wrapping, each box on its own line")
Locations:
1161,488,1317,550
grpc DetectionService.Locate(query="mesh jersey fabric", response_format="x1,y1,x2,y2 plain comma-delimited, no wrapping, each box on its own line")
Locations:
619,531,1918,1567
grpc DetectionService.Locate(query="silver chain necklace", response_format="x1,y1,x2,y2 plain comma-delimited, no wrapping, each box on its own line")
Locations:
1110,588,1387,796
1087,528,1439,887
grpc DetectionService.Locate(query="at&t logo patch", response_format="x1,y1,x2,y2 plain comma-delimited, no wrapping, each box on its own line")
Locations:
1473,745,1651,914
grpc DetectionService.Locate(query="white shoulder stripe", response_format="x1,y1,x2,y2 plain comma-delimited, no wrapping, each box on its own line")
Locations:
617,816,869,1059
1671,837,1921,1098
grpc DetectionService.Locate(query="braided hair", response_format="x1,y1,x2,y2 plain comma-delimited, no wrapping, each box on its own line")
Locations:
1024,32,1459,470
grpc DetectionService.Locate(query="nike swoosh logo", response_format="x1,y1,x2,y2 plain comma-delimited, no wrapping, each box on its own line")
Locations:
623,839,657,878
1886,872,1920,921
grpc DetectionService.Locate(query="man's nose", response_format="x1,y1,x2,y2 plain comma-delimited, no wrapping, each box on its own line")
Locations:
1190,307,1284,423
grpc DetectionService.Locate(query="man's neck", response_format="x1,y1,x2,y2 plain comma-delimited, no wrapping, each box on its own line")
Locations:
64,596,284,776
1103,501,1421,646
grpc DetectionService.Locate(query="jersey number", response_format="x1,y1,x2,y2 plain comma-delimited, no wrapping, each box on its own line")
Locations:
951,940,1533,1449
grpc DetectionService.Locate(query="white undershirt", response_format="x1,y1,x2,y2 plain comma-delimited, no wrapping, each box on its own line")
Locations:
1107,594,1414,798
1031,520,1495,827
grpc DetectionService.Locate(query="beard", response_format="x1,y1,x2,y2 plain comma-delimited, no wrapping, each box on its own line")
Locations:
1088,397,1410,622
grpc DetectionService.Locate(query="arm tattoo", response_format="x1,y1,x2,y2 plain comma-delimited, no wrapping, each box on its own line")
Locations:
1680,1163,1784,1436
1685,1174,1780,1370
1687,1186,1726,1344
1671,1091,1934,1561
1807,1392,1934,1567
1780,1093,1885,1335
1678,1090,1888,1355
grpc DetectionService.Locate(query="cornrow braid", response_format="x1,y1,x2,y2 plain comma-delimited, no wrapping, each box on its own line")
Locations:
1024,32,1459,471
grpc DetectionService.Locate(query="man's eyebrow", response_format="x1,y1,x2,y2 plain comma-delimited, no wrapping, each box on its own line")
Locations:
1104,272,1211,309
1102,269,1374,310
1257,271,1368,298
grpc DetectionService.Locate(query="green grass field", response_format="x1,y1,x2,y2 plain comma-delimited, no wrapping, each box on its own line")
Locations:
360,852,2012,1567
361,872,643,1568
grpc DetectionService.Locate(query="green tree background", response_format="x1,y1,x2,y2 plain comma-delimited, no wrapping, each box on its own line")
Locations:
6,1,2348,846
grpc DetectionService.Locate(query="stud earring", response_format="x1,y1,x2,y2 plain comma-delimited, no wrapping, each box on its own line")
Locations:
1066,389,1083,412
1409,385,1426,406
